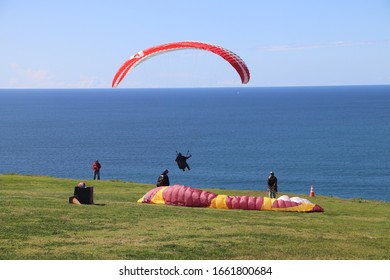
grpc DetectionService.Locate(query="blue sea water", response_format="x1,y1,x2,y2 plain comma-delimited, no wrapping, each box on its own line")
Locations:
0,86,389,201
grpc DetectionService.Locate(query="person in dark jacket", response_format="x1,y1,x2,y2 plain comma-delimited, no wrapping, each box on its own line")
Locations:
92,160,101,180
267,171,278,198
175,152,191,171
156,169,170,187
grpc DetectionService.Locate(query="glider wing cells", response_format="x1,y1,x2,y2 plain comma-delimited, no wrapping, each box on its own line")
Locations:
112,41,250,87
138,185,324,213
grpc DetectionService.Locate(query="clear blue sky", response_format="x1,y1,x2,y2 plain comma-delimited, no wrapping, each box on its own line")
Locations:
1,0,389,88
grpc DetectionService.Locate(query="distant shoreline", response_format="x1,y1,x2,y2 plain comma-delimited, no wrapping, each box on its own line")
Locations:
1,84,390,91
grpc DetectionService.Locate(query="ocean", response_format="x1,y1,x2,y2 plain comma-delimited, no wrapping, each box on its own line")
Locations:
0,86,389,201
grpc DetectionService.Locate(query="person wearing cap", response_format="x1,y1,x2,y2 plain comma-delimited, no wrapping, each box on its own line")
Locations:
267,171,278,198
156,169,170,187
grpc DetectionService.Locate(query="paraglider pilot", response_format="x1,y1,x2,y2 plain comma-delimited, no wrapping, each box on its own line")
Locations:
175,152,191,171
267,171,278,198
156,169,170,187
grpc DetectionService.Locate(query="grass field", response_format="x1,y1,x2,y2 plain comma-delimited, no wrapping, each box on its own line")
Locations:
0,174,389,260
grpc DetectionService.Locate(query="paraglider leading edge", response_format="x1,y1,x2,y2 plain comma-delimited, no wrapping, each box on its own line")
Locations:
112,41,250,87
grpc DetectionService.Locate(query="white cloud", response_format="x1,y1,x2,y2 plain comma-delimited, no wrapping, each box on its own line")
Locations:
7,64,107,88
10,64,51,82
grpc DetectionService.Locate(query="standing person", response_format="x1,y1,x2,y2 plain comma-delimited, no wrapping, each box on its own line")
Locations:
156,169,170,187
92,160,101,180
267,171,278,198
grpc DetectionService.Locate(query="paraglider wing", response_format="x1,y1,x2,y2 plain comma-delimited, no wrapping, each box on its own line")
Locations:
112,41,250,87
138,185,324,213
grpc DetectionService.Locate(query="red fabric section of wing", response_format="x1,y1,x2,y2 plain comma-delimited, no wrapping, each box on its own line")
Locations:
112,41,250,87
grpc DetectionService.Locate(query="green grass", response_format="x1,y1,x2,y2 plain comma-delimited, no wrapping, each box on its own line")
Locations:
0,174,389,260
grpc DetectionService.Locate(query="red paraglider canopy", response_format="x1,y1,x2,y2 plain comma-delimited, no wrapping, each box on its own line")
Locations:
112,41,250,87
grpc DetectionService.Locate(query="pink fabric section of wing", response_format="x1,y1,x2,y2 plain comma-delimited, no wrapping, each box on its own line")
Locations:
139,186,165,203
162,185,217,207
272,199,300,209
226,195,263,210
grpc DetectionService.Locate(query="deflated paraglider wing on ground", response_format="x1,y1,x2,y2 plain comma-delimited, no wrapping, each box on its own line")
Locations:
112,41,250,87
138,185,324,213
